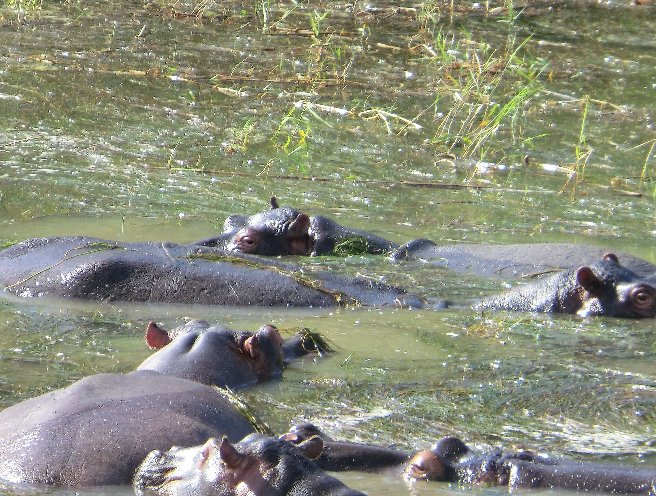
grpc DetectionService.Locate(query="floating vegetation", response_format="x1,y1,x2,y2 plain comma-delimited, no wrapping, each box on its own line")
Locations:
333,236,371,256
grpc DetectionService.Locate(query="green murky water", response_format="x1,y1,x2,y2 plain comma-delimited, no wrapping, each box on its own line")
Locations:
0,1,655,494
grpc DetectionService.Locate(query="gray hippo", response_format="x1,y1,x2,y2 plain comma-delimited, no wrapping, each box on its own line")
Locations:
406,436,656,494
139,320,331,388
196,197,397,256
475,253,656,318
392,240,656,317
0,321,322,486
134,433,366,496
0,371,258,486
0,236,422,307
390,239,656,279
281,422,410,472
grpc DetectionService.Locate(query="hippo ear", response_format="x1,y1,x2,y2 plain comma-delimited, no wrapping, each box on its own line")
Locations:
576,266,603,294
270,196,280,209
296,435,324,460
145,322,172,350
219,438,250,470
242,334,259,358
287,213,311,238
603,253,619,264
432,436,470,463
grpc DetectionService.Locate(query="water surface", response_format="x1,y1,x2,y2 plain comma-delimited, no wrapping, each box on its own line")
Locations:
0,0,654,494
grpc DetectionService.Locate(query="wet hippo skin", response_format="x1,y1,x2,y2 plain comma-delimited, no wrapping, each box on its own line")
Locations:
0,371,257,486
0,236,423,308
392,240,656,317
475,253,656,317
281,422,410,472
391,239,656,280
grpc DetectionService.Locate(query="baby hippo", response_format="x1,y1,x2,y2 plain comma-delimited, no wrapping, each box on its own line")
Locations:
134,433,366,496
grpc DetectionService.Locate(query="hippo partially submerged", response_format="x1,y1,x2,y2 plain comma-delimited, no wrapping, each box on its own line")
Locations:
134,434,367,496
140,320,331,388
0,371,258,486
0,236,422,308
406,436,656,494
281,422,410,473
475,253,656,318
196,197,397,256
392,240,656,317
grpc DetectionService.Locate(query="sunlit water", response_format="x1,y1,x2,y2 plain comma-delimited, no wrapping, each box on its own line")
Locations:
0,1,654,495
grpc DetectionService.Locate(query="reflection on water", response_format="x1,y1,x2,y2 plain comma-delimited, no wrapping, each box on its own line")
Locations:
0,0,654,495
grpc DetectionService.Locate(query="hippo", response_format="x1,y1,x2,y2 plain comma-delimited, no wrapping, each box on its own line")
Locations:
281,422,410,472
0,236,423,308
196,197,398,256
391,240,656,317
390,239,656,280
475,253,656,318
406,436,656,494
0,371,260,486
0,319,324,487
139,320,332,388
134,433,367,496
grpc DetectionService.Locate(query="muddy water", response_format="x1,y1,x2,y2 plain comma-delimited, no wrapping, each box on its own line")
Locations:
0,1,655,495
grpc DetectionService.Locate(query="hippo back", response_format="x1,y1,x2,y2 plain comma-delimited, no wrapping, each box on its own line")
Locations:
0,371,255,486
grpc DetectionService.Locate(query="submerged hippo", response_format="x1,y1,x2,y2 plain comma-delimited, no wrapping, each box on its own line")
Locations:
475,254,656,318
281,422,410,472
406,436,656,494
196,197,397,256
0,319,325,487
0,236,422,308
134,433,366,496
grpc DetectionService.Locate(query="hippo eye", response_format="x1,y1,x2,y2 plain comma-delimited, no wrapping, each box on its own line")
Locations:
633,290,655,307
630,287,656,312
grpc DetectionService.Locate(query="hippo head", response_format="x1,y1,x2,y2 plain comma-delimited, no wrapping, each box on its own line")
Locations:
575,254,656,318
134,434,325,496
138,321,285,389
226,204,313,256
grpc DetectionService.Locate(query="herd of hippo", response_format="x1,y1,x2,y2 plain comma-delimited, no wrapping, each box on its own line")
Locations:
0,199,655,495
